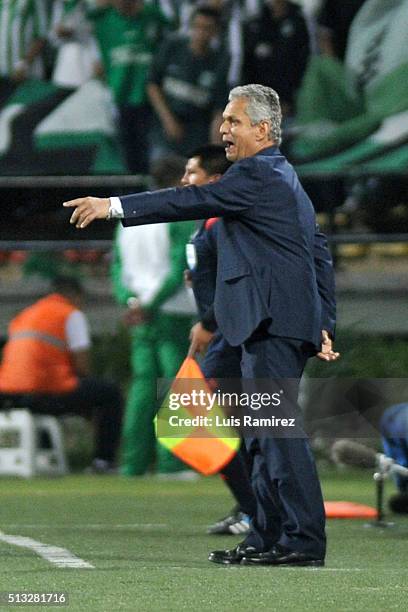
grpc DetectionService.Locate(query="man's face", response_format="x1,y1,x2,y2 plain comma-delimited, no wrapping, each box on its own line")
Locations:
181,157,212,186
190,14,217,48
220,97,266,162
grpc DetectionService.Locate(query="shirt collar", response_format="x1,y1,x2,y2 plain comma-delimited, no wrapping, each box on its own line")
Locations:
255,145,280,157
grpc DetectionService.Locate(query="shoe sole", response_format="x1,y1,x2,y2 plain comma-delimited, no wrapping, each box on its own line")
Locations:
241,558,325,567
208,557,242,565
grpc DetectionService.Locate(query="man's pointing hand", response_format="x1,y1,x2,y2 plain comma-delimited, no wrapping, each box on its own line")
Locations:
63,197,110,228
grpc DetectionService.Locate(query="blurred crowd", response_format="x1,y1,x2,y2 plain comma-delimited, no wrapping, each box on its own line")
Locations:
0,0,369,173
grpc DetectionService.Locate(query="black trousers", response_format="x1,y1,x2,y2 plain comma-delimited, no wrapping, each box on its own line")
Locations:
240,332,326,558
1,377,123,463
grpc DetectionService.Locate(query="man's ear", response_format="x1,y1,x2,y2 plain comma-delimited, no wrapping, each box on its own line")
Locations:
208,173,222,183
256,120,270,142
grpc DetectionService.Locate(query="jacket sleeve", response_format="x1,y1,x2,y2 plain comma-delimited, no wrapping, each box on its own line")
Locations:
110,224,134,305
120,158,263,226
314,225,336,338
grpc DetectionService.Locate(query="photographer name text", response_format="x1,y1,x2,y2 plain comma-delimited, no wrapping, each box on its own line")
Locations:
167,414,296,428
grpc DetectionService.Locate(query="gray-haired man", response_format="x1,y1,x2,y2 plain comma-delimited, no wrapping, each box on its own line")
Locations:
64,84,338,567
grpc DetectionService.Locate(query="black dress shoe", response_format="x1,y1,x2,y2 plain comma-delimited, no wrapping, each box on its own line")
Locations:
208,542,259,565
241,545,324,567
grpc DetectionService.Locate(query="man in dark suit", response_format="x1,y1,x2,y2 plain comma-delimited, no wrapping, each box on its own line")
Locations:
64,84,338,567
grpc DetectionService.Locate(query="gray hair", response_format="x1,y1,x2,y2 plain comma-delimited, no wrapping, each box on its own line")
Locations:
229,84,282,145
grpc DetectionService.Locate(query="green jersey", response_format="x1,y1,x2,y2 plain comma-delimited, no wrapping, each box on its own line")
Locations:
89,4,169,105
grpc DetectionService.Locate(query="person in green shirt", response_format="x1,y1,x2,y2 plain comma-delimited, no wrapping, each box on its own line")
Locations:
111,154,196,476
89,0,171,173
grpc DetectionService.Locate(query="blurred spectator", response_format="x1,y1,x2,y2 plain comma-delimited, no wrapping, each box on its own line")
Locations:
0,0,48,82
88,0,171,173
0,276,123,473
291,1,322,55
317,0,366,61
147,5,229,160
167,0,262,86
111,155,196,476
200,0,245,86
49,0,100,89
243,0,311,117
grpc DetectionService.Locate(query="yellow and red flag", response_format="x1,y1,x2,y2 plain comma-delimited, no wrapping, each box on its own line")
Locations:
156,357,240,475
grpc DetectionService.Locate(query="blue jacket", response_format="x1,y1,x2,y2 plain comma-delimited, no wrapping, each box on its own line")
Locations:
121,146,336,347
188,216,335,341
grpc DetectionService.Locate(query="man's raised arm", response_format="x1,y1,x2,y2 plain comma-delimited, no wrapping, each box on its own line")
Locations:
63,159,262,229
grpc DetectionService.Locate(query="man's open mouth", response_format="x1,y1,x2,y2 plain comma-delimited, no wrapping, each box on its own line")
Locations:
224,140,234,152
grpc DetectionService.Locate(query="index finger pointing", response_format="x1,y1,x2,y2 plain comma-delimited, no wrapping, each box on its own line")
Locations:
63,198,86,208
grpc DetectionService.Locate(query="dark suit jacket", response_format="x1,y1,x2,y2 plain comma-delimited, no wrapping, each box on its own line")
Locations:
120,146,336,347
189,217,336,340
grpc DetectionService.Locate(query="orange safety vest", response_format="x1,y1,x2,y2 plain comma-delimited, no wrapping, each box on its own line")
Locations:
0,293,80,394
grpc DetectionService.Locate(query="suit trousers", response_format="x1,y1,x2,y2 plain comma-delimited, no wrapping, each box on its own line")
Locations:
240,330,326,558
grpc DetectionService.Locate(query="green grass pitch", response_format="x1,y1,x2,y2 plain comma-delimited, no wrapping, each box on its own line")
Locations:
0,469,406,611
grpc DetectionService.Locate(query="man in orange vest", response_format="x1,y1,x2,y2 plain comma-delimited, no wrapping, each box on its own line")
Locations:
0,275,123,472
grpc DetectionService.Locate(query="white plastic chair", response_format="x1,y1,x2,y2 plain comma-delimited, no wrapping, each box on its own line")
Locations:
0,409,67,477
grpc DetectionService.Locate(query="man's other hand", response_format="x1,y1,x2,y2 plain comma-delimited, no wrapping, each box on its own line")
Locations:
184,269,193,288
188,322,214,357
63,197,110,228
316,330,340,362
123,303,149,327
